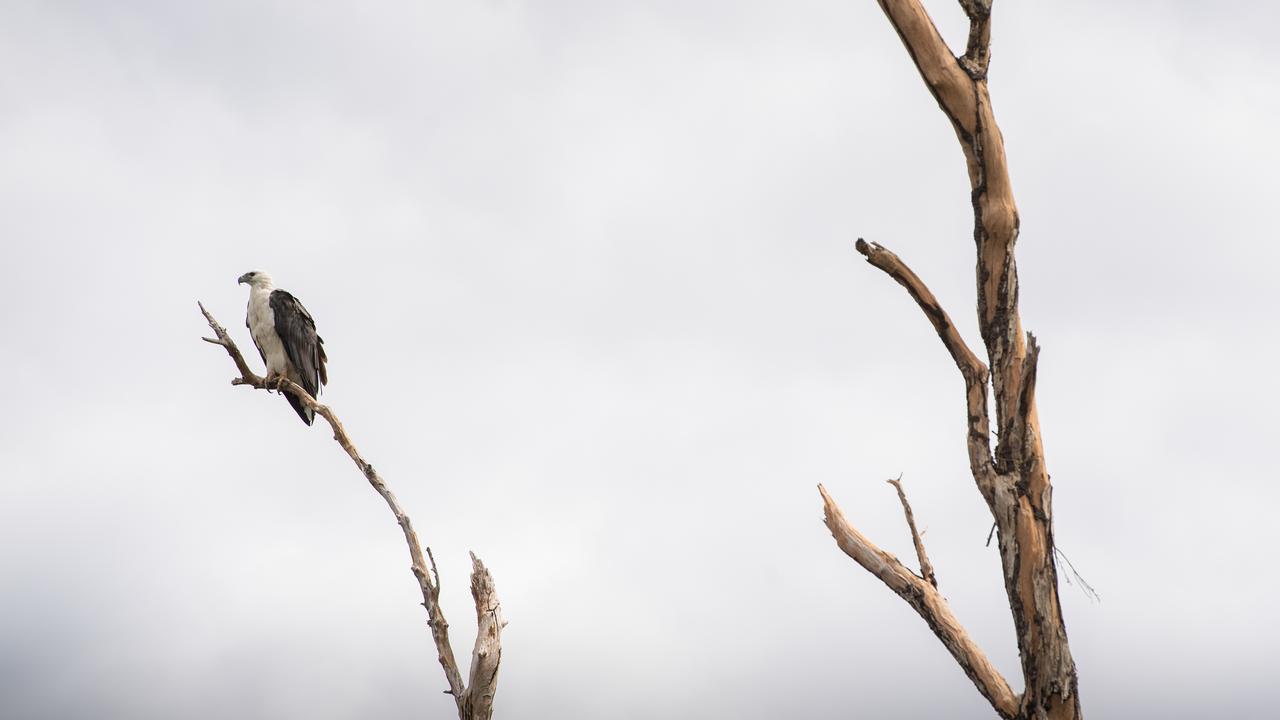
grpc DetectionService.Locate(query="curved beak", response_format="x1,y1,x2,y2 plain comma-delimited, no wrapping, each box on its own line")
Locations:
237,273,250,285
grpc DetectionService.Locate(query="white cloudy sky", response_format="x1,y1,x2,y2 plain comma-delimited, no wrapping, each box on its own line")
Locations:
1,1,1277,718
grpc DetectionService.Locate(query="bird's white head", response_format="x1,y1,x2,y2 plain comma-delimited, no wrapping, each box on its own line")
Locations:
237,270,275,290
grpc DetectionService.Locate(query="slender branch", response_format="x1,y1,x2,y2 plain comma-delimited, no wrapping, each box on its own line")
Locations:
199,302,503,718
819,484,1018,718
853,238,996,492
199,302,261,383
854,239,985,381
886,475,936,588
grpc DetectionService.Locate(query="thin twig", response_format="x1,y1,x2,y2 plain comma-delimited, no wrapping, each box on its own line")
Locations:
886,474,937,588
1054,546,1100,603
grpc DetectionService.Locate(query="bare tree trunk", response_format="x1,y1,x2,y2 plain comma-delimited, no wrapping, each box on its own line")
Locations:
200,303,504,720
818,1,1081,718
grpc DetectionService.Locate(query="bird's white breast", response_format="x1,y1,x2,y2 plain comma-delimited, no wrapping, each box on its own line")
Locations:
247,288,290,375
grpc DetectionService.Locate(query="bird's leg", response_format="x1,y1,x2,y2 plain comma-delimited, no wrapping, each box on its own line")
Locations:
263,370,279,393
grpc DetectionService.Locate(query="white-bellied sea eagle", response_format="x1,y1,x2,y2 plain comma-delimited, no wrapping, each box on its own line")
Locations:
238,270,328,425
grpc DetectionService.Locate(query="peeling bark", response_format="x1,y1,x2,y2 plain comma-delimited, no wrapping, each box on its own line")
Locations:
823,2,1081,718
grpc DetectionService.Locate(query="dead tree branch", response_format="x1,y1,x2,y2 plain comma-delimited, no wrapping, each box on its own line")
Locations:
886,475,936,588
199,301,503,720
463,552,504,720
824,2,1082,718
819,484,1017,717
853,238,996,498
957,0,992,78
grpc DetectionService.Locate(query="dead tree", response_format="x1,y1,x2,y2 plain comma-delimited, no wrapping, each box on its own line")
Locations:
817,1,1081,718
199,303,504,720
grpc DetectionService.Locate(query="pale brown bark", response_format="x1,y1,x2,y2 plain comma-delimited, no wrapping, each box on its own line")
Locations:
822,2,1081,718
820,485,1018,717
200,302,505,720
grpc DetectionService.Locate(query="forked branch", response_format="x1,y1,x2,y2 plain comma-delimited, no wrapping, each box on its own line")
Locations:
829,1,1081,717
819,484,1017,718
199,302,504,720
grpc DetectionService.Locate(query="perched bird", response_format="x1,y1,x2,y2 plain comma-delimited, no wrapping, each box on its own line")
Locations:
238,270,328,425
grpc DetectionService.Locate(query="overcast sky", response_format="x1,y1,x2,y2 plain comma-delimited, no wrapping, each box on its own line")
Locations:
2,1,1277,718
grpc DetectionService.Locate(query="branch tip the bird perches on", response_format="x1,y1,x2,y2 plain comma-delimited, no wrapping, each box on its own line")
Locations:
199,301,503,720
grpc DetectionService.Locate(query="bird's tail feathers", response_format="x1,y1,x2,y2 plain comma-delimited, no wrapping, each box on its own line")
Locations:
285,393,315,426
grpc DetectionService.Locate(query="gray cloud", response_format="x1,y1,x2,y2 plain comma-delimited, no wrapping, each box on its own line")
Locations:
1,1,1276,718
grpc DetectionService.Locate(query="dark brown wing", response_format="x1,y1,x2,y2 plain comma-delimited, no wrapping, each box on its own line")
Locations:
269,289,328,424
